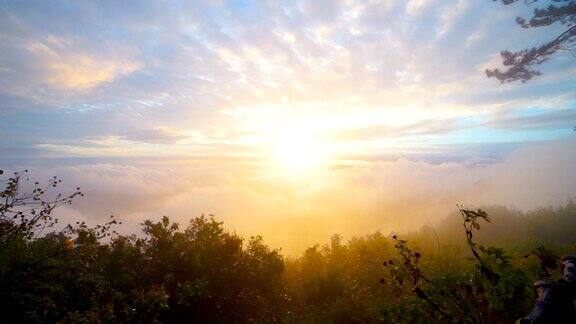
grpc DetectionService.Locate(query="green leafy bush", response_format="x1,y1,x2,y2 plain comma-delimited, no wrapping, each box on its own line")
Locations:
1,170,575,323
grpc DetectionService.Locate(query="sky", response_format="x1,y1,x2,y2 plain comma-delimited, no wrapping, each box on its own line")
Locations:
1,0,575,253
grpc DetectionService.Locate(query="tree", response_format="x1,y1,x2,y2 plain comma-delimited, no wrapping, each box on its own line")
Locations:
486,0,576,82
0,170,287,323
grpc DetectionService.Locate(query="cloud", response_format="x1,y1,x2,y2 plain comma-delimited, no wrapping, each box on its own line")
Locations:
1,0,575,254
406,0,434,16
0,11,141,102
487,109,576,130
119,127,188,144
33,49,140,91
4,137,574,254
1,0,574,160
331,118,460,141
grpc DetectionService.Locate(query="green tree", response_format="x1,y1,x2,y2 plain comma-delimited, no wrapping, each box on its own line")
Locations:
487,0,576,82
0,170,286,323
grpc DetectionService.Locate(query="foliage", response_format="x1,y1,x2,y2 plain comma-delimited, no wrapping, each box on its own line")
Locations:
486,0,576,82
0,170,285,323
523,245,560,279
283,233,391,323
1,170,575,323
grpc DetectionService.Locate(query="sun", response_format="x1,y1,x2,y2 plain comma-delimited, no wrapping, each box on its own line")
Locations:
265,125,329,174
243,109,334,176
273,133,325,172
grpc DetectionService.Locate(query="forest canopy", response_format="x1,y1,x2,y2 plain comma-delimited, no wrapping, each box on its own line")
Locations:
1,170,575,323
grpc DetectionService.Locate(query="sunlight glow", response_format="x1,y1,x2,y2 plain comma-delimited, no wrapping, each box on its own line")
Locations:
273,132,325,173
263,123,330,174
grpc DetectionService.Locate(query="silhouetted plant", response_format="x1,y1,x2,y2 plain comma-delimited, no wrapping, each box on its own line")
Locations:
0,170,82,243
523,245,560,280
380,207,533,323
1,170,575,323
487,0,576,82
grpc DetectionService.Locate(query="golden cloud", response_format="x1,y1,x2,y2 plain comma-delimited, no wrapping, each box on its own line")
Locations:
27,40,141,90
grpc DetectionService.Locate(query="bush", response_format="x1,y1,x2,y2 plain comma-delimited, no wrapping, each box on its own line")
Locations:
1,170,575,323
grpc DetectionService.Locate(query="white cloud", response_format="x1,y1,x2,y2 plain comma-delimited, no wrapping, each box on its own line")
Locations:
436,0,469,38
1,0,575,255
8,138,575,254
406,0,433,16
